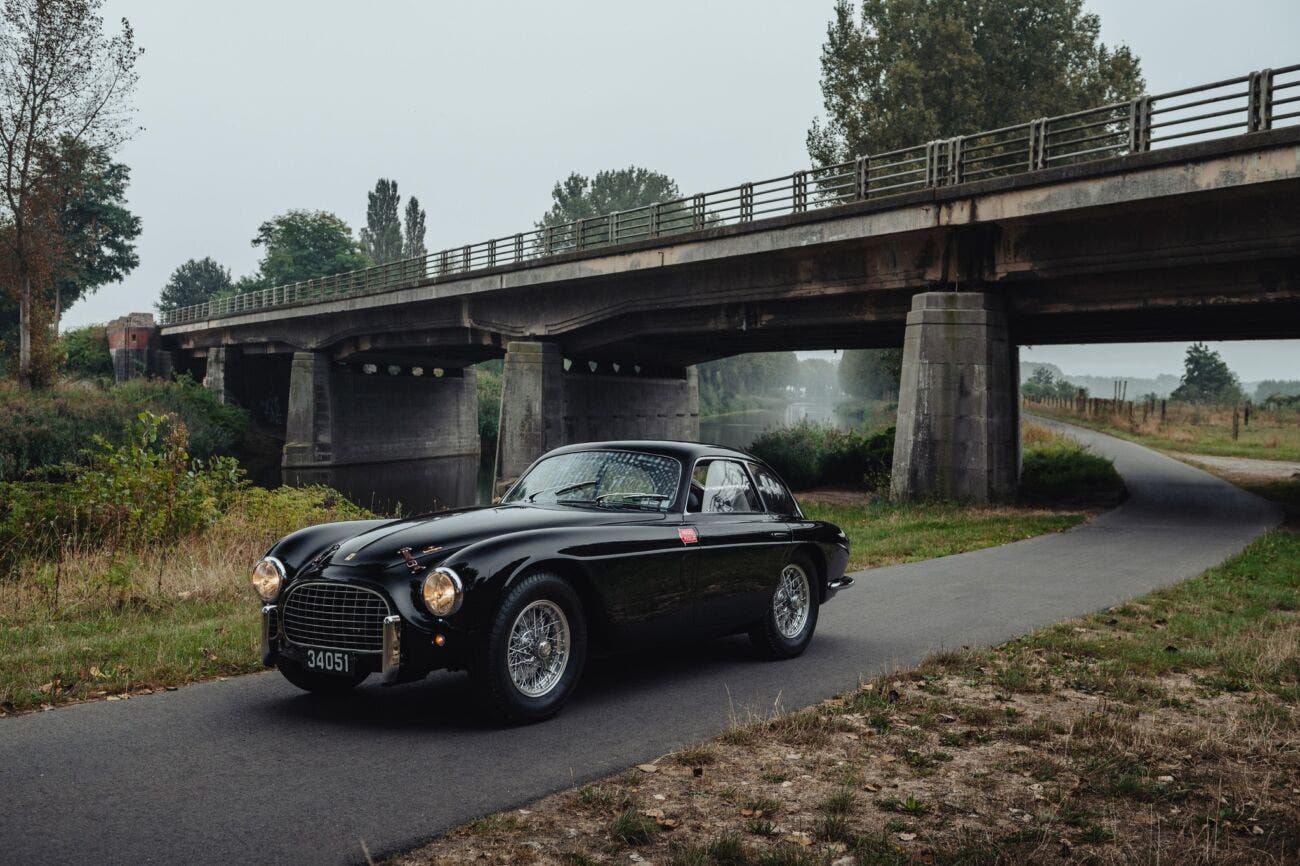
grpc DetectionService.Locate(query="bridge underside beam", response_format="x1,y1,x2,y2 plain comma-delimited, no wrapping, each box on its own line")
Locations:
494,341,700,486
891,292,1019,502
282,352,479,470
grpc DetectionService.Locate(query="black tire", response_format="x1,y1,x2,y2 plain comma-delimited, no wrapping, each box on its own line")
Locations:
277,656,367,696
470,571,588,724
749,553,820,659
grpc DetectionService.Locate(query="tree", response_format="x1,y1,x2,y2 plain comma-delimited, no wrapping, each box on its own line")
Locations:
0,0,141,387
41,135,140,321
158,257,233,311
251,210,371,288
59,321,111,378
403,195,427,260
359,178,403,265
539,167,680,227
697,352,798,414
1170,343,1243,404
838,349,902,401
807,0,1144,167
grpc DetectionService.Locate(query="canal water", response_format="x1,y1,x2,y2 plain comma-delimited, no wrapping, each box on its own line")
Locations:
280,399,847,515
698,400,846,450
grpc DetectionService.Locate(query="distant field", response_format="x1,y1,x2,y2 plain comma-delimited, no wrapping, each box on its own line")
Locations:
1027,399,1300,462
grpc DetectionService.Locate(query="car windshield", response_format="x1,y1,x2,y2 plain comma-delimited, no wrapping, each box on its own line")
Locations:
505,450,681,511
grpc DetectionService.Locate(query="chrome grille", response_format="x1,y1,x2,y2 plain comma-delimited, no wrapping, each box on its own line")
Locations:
281,582,390,653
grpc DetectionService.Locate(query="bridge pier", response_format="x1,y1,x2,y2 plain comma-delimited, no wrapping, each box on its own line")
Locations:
891,292,1020,502
203,346,239,404
495,340,700,486
282,352,479,470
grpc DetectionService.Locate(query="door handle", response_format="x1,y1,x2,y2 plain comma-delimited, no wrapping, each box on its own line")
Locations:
769,531,787,538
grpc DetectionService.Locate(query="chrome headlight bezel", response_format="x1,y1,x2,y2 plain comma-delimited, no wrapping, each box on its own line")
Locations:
251,556,286,602
421,566,464,617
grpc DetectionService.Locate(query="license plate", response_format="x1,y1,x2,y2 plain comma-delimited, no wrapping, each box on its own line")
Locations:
304,648,355,675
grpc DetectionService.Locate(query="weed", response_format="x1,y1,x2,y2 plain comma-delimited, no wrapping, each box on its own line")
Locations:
608,809,657,846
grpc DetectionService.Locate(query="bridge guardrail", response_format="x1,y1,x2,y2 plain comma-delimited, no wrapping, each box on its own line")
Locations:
159,63,1300,327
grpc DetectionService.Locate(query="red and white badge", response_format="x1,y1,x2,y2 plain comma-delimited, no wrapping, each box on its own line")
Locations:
678,526,699,544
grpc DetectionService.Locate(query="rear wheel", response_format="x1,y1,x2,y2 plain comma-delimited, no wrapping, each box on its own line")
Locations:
471,572,588,724
749,554,819,659
277,657,368,696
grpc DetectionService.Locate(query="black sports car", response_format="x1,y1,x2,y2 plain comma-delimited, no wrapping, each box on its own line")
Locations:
252,440,852,722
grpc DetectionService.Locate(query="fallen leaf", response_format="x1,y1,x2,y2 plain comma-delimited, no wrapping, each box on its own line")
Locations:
1157,775,1174,783
784,832,812,846
1251,826,1264,836
636,764,659,774
898,832,917,841
89,666,106,680
863,783,879,792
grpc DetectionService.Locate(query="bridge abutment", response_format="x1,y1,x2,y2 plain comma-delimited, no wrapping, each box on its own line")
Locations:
283,352,479,470
495,340,700,486
890,292,1020,502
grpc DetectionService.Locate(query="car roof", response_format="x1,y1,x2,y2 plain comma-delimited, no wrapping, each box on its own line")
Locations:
545,439,764,465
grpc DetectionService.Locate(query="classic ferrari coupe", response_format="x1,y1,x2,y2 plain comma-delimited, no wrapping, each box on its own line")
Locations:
251,441,852,722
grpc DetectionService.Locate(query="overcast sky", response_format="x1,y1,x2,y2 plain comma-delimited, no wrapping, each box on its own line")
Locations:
72,0,1299,381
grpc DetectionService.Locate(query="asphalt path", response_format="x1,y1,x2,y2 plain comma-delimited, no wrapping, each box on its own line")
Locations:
0,424,1281,865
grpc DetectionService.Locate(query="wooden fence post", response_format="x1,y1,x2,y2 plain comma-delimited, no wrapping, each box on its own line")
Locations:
1232,407,1240,441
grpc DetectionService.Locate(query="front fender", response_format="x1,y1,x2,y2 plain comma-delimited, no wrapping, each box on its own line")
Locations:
440,526,614,629
267,519,391,575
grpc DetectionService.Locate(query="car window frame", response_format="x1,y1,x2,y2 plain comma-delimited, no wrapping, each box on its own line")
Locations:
747,461,804,518
683,456,767,516
503,448,685,511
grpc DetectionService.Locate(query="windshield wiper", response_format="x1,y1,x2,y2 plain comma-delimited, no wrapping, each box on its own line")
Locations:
527,479,598,502
595,492,671,511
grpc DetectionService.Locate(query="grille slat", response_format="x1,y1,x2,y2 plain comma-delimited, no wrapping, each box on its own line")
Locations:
282,582,389,653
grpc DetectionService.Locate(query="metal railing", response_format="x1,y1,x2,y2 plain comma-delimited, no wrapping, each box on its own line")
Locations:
160,63,1300,327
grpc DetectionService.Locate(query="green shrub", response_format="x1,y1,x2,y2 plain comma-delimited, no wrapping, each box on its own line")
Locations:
0,376,248,481
114,375,247,461
59,324,114,380
749,420,895,490
0,385,135,481
1020,440,1124,503
0,411,245,565
476,362,502,459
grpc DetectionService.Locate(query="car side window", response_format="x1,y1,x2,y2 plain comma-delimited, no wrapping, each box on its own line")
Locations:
688,459,763,514
750,464,799,516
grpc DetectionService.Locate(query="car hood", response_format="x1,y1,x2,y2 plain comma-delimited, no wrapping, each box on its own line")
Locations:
328,503,666,570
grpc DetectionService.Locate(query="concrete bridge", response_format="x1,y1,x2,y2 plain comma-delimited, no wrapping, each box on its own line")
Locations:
134,66,1300,502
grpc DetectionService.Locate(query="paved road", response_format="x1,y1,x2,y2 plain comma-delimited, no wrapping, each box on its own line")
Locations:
0,425,1280,865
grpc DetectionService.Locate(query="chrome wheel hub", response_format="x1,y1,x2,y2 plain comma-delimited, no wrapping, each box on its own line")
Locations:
507,600,570,697
774,564,811,639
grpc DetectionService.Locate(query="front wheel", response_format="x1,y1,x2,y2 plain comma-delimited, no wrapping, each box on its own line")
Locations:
749,555,819,659
277,657,368,696
471,572,588,724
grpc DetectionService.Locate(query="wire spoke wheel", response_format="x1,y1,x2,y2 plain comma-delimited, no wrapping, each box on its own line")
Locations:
506,599,571,698
773,563,811,639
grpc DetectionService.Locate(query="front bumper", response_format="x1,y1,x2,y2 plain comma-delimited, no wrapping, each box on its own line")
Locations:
260,603,460,684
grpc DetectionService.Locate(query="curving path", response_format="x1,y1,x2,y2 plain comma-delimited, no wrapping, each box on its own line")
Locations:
0,424,1280,866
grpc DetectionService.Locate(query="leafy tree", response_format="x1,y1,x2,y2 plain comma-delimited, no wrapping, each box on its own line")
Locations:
838,349,902,401
0,0,140,388
807,0,1144,166
1170,342,1242,404
41,136,140,322
59,322,112,379
539,167,680,227
403,196,427,260
1253,380,1300,403
157,256,232,311
697,352,798,414
360,178,403,265
251,210,371,288
1021,365,1078,400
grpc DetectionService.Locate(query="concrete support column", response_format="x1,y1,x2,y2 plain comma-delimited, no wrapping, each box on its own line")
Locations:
890,292,1019,502
203,347,239,404
495,341,566,485
283,351,332,468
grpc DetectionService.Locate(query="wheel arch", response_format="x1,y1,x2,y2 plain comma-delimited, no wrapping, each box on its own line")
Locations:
511,558,613,651
794,542,829,603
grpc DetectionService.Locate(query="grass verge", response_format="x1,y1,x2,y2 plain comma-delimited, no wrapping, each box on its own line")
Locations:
0,486,371,714
1027,402,1300,462
391,528,1299,865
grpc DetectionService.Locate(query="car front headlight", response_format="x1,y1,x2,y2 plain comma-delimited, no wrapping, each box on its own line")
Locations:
422,567,463,617
251,556,285,601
